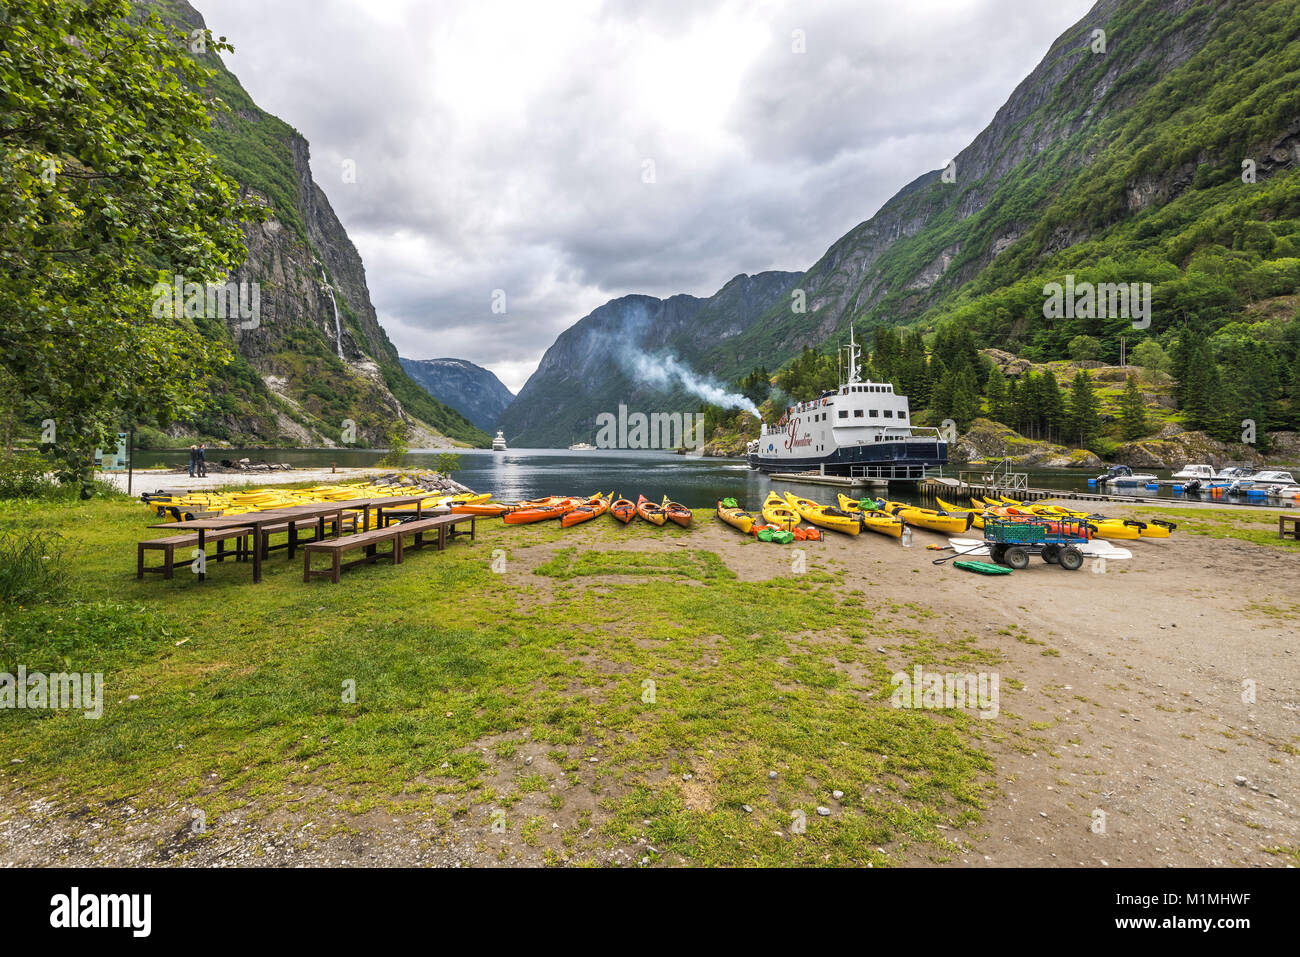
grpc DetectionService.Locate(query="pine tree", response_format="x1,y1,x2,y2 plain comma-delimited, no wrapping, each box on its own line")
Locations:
1118,375,1148,440
1041,371,1067,444
985,367,1008,423
1068,371,1102,449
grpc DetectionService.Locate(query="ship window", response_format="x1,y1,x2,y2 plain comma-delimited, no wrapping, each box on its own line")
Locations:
899,412,907,420
884,410,893,418
869,410,879,417
854,409,864,418
838,410,848,419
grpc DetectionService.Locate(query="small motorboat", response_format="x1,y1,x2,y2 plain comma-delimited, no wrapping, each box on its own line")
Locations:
1171,463,1214,481
1094,464,1159,486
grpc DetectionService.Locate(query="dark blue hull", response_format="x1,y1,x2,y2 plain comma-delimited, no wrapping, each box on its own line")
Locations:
747,440,947,477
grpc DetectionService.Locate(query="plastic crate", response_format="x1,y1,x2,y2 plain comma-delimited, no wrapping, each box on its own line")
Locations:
984,518,1048,543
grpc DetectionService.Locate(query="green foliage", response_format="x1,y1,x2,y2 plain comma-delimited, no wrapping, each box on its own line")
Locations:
435,452,462,476
1068,335,1102,362
1118,376,1149,441
0,529,71,605
378,419,411,467
774,346,839,401
0,454,54,499
1067,371,1102,449
0,0,265,493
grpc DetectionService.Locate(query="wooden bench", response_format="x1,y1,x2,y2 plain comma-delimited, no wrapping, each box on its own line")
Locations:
391,514,475,553
257,513,357,558
137,527,251,580
302,526,403,583
1280,514,1300,540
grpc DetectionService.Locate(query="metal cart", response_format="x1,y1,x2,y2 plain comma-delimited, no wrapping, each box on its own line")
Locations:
982,516,1091,571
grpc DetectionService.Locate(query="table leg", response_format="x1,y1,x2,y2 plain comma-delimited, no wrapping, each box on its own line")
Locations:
253,524,263,583
289,521,298,559
364,506,371,532
197,528,206,581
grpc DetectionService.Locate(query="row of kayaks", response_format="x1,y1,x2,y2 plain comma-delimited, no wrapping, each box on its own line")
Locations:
501,493,692,528
714,491,1176,542
142,481,495,522
934,495,1176,540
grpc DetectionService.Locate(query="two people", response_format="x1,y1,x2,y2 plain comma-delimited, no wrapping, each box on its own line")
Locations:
188,443,208,478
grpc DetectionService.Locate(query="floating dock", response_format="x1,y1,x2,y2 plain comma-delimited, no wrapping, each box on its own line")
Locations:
769,472,888,488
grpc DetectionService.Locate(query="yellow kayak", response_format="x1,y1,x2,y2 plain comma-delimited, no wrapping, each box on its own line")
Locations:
935,496,986,530
876,499,973,535
716,499,756,534
784,493,860,535
835,494,904,537
762,492,800,532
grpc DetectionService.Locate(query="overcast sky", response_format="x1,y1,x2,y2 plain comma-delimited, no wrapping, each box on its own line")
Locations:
199,0,1095,392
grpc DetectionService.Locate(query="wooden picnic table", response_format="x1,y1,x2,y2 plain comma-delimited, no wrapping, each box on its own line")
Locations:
151,503,349,583
323,494,431,532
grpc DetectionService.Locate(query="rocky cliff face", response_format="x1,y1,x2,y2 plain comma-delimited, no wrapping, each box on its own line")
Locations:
496,271,800,447
141,0,487,449
399,358,515,432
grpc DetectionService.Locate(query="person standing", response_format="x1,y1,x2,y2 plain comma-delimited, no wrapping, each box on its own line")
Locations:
188,444,198,478
197,442,207,477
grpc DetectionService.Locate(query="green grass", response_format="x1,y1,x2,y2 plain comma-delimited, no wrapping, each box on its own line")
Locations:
0,496,1008,865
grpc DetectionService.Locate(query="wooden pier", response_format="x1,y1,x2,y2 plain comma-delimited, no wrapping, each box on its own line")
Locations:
770,472,886,488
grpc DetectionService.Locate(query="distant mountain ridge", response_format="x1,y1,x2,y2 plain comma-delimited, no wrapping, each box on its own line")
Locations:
502,0,1300,450
134,0,489,448
495,271,801,447
399,357,515,432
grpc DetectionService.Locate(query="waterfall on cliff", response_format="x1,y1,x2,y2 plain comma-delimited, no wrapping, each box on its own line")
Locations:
319,266,344,359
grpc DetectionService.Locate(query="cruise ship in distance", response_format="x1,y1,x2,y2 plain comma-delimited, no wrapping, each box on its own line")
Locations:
492,430,507,451
746,327,948,479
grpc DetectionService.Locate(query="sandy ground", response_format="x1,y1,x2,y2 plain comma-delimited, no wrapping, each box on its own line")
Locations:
102,467,396,493
1,501,1296,868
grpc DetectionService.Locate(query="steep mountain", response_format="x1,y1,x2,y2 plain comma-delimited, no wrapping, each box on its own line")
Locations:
496,271,801,447
134,0,489,449
506,0,1300,449
398,358,515,432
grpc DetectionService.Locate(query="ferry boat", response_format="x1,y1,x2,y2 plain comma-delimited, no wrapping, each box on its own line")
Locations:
745,328,947,478
491,430,508,451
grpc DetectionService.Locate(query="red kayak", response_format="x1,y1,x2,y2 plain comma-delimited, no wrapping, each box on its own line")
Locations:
660,495,691,527
502,496,579,525
610,496,636,524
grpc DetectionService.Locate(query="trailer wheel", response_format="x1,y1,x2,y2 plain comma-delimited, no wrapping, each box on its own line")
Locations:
1004,546,1030,570
1058,546,1083,571
990,544,1007,565
1041,544,1060,564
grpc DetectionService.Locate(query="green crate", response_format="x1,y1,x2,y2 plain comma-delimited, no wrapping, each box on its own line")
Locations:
984,518,1047,543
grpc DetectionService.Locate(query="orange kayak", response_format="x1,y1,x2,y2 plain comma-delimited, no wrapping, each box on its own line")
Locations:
560,493,611,527
636,495,666,526
502,496,579,525
610,497,636,524
661,495,691,527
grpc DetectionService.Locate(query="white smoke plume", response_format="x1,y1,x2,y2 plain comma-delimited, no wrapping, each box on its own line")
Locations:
622,351,760,416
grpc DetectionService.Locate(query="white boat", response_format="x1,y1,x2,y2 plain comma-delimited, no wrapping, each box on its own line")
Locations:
1095,464,1159,486
1243,470,1298,494
567,442,596,451
491,430,507,451
746,326,947,479
1172,463,1215,481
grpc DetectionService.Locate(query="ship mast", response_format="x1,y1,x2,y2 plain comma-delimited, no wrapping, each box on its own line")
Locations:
844,326,862,385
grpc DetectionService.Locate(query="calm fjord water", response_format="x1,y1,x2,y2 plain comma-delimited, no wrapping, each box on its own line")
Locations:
130,447,1222,509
